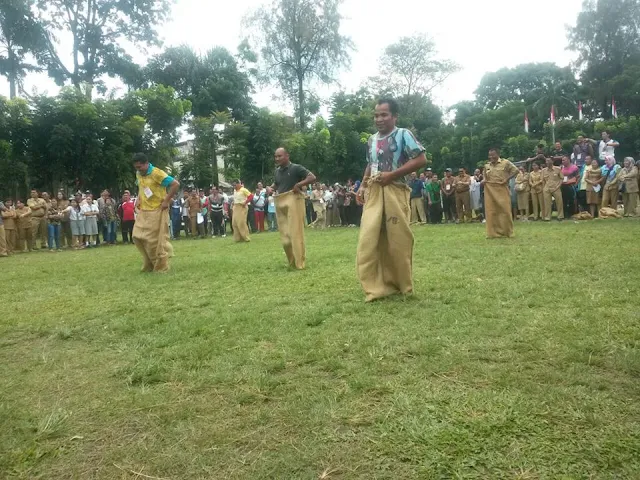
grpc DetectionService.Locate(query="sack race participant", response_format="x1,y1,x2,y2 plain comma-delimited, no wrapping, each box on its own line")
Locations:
483,148,519,238
356,98,427,302
232,181,252,243
132,153,180,273
273,148,316,269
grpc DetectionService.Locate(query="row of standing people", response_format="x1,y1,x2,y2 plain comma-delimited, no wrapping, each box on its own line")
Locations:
0,190,137,255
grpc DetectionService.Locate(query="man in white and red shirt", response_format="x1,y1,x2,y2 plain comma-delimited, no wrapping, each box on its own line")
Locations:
118,190,136,244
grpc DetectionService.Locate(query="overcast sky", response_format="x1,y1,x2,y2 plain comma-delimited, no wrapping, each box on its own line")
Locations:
1,0,585,115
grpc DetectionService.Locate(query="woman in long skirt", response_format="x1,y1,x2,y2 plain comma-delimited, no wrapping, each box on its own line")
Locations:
232,181,251,242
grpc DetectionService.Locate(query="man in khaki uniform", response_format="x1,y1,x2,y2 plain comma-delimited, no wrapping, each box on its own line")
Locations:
15,200,32,252
454,167,472,223
1,199,17,254
542,158,564,221
0,201,7,257
187,190,201,238
27,189,48,249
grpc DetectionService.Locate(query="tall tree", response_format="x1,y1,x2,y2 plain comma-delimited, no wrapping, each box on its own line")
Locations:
37,0,171,99
0,0,46,98
144,45,255,120
246,0,353,128
568,0,640,117
370,34,459,97
475,63,579,112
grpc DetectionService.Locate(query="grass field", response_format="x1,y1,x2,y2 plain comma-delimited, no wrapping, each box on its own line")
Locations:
1,220,640,479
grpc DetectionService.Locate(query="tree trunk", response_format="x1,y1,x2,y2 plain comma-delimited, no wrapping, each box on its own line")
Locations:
211,137,219,187
8,48,16,99
297,74,305,129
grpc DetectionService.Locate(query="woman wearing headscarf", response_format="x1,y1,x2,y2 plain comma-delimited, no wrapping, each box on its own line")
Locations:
600,155,621,210
584,157,602,218
620,157,638,217
515,166,530,220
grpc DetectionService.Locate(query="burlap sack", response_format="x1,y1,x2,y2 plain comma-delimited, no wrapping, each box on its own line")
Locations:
484,182,514,238
599,207,622,219
310,202,326,228
572,212,593,221
356,180,414,302
275,190,306,269
232,204,250,242
133,209,171,272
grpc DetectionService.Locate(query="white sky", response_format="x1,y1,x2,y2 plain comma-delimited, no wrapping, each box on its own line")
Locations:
1,0,585,116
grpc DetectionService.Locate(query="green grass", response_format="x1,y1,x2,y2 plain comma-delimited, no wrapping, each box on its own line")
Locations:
1,220,640,479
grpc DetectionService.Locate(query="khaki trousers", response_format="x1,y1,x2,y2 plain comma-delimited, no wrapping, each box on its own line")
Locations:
601,187,618,210
189,215,198,237
0,225,7,256
18,226,32,252
410,197,426,223
275,191,306,269
357,181,413,302
4,228,17,253
5,228,17,253
531,191,543,219
132,209,170,272
543,188,564,220
455,191,471,222
623,192,638,216
232,204,250,242
30,215,47,249
310,202,326,228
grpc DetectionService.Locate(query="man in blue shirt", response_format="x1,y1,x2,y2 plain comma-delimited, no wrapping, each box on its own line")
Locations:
355,98,427,302
409,172,426,224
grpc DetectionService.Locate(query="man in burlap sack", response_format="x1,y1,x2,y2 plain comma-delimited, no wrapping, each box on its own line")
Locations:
272,148,316,269
482,148,519,238
132,153,180,273
355,98,427,302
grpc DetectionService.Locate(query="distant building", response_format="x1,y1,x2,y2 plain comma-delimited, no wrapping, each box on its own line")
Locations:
174,138,228,187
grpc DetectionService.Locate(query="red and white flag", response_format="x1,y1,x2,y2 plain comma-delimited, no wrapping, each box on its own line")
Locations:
524,110,529,133
578,101,583,121
550,105,556,125
611,96,617,118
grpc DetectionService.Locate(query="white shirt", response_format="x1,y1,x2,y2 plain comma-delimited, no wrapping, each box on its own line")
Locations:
599,139,617,161
69,208,84,221
81,203,98,216
323,191,334,203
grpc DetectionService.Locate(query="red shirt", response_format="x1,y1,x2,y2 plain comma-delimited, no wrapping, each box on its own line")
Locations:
119,200,136,221
561,164,579,185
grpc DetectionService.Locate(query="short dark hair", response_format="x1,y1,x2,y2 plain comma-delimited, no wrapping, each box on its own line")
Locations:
376,97,399,116
132,152,148,164
602,130,611,136
489,147,500,154
537,144,545,149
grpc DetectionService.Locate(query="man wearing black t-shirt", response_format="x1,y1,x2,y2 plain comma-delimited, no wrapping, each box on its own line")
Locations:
272,148,316,269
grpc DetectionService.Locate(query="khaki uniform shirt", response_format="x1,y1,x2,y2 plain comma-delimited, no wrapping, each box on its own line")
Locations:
1,207,17,230
515,172,530,192
188,196,201,217
16,206,32,228
27,198,47,217
484,158,518,184
529,171,543,193
454,174,471,193
542,166,563,192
